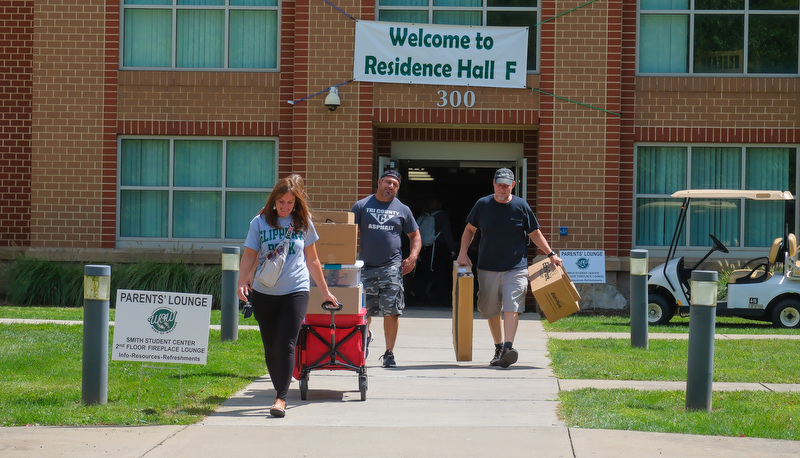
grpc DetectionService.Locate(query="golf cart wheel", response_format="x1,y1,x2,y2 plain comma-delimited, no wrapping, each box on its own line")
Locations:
359,373,367,401
647,293,675,325
300,377,308,400
772,298,800,329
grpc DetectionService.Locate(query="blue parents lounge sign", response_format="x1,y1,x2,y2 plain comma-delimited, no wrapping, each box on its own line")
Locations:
354,20,528,89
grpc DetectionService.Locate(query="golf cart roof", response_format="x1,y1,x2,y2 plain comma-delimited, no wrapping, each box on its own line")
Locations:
671,190,794,200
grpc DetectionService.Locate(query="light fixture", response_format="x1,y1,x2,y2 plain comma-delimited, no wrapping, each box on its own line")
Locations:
408,167,434,181
629,249,649,276
690,270,718,307
222,246,240,271
324,87,340,111
84,265,111,301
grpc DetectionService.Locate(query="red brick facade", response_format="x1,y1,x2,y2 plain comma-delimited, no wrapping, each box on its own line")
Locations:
0,1,33,247
1,0,799,274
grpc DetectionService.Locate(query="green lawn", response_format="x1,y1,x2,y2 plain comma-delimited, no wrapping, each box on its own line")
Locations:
0,322,265,426
543,313,799,335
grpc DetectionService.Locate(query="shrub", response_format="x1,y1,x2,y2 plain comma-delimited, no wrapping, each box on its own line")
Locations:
3,259,225,309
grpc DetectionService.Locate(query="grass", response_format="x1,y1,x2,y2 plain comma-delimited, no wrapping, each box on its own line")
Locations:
548,326,800,441
3,306,800,440
0,323,265,426
0,306,258,327
558,389,800,441
548,338,800,383
542,313,800,335
2,259,224,309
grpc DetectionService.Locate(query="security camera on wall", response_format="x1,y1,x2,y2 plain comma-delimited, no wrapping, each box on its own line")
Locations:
324,87,340,111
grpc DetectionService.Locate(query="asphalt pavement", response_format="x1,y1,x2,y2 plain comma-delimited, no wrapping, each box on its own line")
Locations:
1,308,799,457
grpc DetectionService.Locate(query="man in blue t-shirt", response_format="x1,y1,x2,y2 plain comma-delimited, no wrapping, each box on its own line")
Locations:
352,169,421,368
456,168,563,368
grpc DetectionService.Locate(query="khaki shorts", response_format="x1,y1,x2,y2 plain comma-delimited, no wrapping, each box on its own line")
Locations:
476,267,529,318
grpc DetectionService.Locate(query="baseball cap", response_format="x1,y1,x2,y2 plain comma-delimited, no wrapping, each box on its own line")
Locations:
381,169,402,183
494,168,514,185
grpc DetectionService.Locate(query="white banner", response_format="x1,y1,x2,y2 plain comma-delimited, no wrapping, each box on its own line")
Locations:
112,289,212,365
559,250,607,284
354,20,528,88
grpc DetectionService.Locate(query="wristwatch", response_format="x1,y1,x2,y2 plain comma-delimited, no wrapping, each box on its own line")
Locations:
547,251,557,257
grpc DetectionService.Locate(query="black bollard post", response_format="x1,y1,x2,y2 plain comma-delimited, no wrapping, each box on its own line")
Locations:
686,270,718,412
82,264,111,405
221,246,241,341
629,249,649,349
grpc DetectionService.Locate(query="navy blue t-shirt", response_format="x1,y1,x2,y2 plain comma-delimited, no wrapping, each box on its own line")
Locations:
466,194,540,271
351,195,418,267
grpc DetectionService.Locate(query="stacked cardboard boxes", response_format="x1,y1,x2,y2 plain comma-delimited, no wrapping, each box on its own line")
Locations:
307,211,363,315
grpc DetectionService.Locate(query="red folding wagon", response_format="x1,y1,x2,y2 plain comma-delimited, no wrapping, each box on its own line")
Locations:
293,301,368,401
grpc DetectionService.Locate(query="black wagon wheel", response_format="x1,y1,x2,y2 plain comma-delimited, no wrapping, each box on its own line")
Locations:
359,372,367,401
299,376,308,400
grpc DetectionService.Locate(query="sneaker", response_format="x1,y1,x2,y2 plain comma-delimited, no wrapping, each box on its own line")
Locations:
380,350,396,368
497,347,518,368
489,346,503,366
365,330,373,358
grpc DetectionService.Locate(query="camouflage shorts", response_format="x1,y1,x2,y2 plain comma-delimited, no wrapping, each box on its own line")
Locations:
362,263,404,317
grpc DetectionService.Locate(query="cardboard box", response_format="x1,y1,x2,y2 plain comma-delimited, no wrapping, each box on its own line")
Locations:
312,210,355,224
528,259,581,323
307,284,363,315
315,222,357,264
451,262,474,361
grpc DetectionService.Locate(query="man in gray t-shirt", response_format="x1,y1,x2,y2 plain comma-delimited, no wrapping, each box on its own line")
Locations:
351,169,420,368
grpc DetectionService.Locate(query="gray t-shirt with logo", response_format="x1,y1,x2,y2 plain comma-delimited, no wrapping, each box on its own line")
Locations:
244,214,319,295
351,195,418,267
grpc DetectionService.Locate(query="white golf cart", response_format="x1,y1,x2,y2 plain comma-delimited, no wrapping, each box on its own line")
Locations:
646,189,800,328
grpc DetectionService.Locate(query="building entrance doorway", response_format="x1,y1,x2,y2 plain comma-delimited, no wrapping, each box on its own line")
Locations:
380,141,528,307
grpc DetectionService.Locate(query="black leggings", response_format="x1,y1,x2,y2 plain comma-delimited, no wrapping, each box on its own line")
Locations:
250,290,308,401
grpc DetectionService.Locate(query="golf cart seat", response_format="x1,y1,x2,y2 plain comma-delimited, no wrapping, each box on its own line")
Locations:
785,234,800,279
728,234,795,284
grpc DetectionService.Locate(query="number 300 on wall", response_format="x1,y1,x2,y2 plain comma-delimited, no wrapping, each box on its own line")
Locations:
437,90,476,108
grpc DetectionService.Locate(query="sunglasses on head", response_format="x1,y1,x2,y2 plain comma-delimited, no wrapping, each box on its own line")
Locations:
267,244,285,261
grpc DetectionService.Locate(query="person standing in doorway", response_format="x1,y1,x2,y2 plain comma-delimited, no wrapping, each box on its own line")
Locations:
413,197,457,305
351,169,421,368
456,168,562,368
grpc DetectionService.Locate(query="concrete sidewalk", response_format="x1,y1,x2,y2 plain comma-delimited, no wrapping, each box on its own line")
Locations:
1,309,799,457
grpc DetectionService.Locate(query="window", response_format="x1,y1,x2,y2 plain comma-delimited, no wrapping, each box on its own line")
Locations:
639,0,799,75
118,137,277,248
635,145,797,250
376,0,539,72
122,0,279,70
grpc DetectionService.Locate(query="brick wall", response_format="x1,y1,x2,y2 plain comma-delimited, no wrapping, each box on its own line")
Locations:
30,0,109,248
299,0,371,210
540,0,622,254
0,1,33,247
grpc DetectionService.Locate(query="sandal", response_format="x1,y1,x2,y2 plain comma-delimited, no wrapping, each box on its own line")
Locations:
269,403,286,418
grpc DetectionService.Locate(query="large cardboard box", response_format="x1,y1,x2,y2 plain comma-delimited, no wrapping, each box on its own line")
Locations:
312,210,355,224
315,222,357,264
451,262,474,361
307,284,363,315
528,259,581,323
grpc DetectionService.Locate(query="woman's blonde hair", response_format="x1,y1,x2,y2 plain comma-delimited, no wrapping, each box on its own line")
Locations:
260,174,310,231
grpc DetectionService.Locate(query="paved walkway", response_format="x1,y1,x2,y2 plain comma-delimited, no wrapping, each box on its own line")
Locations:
1,309,799,457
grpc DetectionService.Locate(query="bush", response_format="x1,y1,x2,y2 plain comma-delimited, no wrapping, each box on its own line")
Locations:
3,259,225,309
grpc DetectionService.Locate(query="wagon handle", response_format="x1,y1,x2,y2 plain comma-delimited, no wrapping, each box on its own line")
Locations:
321,301,343,312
